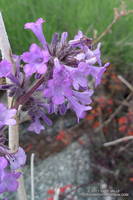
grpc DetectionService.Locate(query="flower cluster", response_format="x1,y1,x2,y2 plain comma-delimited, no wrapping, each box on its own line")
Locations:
0,18,109,134
0,17,109,195
0,156,20,194
0,138,26,193
0,104,26,194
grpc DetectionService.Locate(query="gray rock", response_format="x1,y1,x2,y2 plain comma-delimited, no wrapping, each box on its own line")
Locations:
25,139,90,200
1,138,123,200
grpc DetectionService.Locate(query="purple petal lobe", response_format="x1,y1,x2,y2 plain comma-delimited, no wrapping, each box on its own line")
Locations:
22,43,50,77
28,119,44,134
0,104,16,127
9,147,26,170
0,60,12,78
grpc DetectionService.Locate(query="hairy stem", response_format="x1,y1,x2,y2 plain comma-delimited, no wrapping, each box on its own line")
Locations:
15,75,46,109
0,12,27,200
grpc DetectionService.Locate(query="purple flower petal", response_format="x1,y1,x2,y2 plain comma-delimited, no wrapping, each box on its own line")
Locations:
88,62,110,86
0,157,8,169
67,96,92,121
44,59,72,105
24,64,36,76
0,60,12,78
65,62,89,90
24,18,47,48
0,170,20,193
73,90,94,105
69,30,83,46
9,147,26,170
0,104,16,127
28,119,44,134
22,43,50,77
60,32,68,46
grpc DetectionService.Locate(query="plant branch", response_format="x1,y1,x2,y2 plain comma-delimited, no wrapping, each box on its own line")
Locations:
93,1,133,44
117,75,133,92
103,136,133,147
93,18,117,45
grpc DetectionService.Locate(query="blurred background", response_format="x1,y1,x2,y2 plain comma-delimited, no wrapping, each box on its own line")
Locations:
0,0,133,199
0,0,133,72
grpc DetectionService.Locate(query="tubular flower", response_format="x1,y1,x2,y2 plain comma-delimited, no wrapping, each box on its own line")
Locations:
0,156,21,193
22,43,50,76
28,118,45,134
24,18,47,47
0,104,16,128
9,147,27,170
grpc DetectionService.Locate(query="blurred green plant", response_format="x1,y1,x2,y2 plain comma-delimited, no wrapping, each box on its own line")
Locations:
0,0,133,72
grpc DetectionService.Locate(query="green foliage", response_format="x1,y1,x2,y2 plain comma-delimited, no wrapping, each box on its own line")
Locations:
0,0,133,72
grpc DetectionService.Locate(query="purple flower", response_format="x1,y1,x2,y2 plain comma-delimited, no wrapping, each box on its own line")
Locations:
19,18,110,133
0,104,16,128
0,60,12,78
65,62,89,90
76,43,102,66
24,18,47,48
0,157,8,169
69,30,83,46
59,32,68,48
44,78,71,105
9,147,26,170
67,96,92,121
25,98,53,134
43,58,94,120
0,156,21,194
66,90,93,120
58,103,67,115
28,118,44,134
0,170,20,193
22,43,50,77
88,62,110,86
44,59,72,105
72,90,94,105
47,102,67,115
92,43,102,66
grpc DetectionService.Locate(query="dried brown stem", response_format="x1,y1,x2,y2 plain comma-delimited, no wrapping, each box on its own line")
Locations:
92,1,133,44
117,75,133,92
93,18,117,45
103,136,133,147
